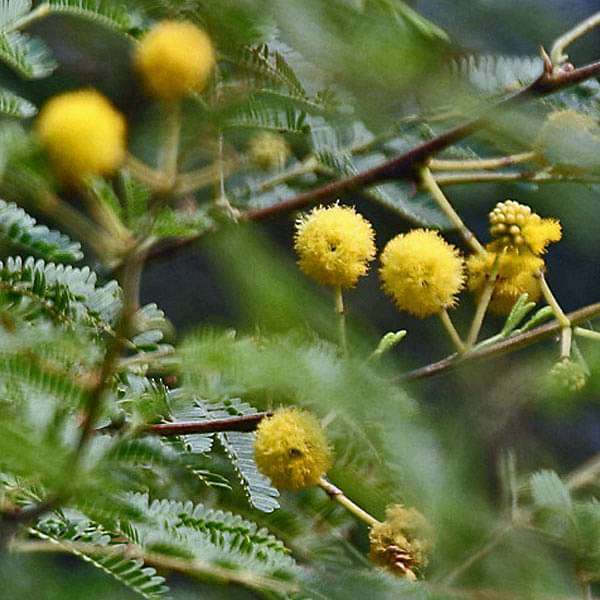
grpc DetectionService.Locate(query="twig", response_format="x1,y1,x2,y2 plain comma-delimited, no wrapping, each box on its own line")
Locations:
439,309,466,353
574,327,600,341
334,285,347,354
241,58,600,222
420,166,485,254
429,152,537,171
538,272,572,358
160,101,182,189
317,477,380,527
401,301,600,382
142,413,270,436
550,11,600,66
467,258,499,348
566,452,600,490
433,171,600,186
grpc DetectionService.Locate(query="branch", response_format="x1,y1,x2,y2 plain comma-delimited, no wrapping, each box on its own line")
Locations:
242,58,600,222
144,412,270,436
401,301,600,382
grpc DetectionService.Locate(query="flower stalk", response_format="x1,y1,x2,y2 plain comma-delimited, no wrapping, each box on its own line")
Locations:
318,477,380,527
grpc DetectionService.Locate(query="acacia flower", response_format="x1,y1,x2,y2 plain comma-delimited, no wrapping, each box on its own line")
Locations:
379,229,465,318
369,504,432,580
467,247,544,315
249,132,290,170
135,21,215,101
549,358,587,393
254,407,332,490
294,204,376,288
489,200,561,255
36,89,126,182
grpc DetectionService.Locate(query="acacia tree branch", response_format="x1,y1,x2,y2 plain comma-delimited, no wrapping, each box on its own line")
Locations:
401,301,600,382
143,412,270,436
241,58,600,222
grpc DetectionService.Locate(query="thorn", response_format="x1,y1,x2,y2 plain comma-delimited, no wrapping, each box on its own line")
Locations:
539,46,553,77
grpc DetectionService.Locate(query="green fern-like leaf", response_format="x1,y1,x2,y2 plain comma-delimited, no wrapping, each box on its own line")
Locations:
451,54,542,95
0,256,121,330
225,97,309,133
0,87,36,117
0,0,31,30
126,493,296,577
31,521,169,600
0,30,55,78
46,0,134,32
0,199,82,262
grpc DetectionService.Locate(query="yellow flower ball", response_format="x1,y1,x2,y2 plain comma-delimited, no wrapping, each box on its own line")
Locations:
36,89,126,183
369,504,432,580
488,200,561,256
467,246,544,315
379,229,465,318
249,132,290,170
254,407,332,491
294,204,376,288
135,21,215,101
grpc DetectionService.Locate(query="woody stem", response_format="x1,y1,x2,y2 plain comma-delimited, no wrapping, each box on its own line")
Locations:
334,285,348,354
318,477,380,527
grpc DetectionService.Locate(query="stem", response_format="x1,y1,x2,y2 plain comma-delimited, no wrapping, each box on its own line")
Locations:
317,477,380,527
401,301,600,382
439,309,466,353
538,272,572,358
420,166,485,255
138,413,270,436
467,258,499,348
574,327,600,341
580,582,593,600
434,170,600,187
125,154,167,189
241,58,600,222
429,152,537,171
566,452,600,490
74,249,144,459
334,285,347,354
160,101,182,189
551,11,600,66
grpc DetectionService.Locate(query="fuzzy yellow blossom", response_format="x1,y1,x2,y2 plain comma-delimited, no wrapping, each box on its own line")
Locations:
36,90,126,182
379,229,465,318
489,200,561,256
254,408,332,490
467,247,544,315
294,204,376,288
369,504,432,580
249,132,290,170
135,21,215,101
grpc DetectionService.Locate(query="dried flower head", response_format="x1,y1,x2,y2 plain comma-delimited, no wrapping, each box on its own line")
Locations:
36,89,126,183
135,21,215,101
254,407,332,490
379,229,465,318
549,358,587,393
369,504,432,580
489,200,561,256
249,132,290,170
467,247,544,315
294,204,376,288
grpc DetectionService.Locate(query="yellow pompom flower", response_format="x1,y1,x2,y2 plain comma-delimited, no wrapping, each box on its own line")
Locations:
467,246,544,315
254,408,332,491
369,504,432,580
249,132,290,170
135,21,215,101
379,229,465,318
294,204,376,288
489,200,561,256
36,90,126,182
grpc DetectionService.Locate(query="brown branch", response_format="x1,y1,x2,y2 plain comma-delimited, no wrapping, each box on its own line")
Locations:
144,412,270,436
401,301,600,382
242,59,600,222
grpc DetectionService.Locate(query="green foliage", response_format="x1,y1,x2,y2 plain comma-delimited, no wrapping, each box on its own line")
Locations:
0,198,82,261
